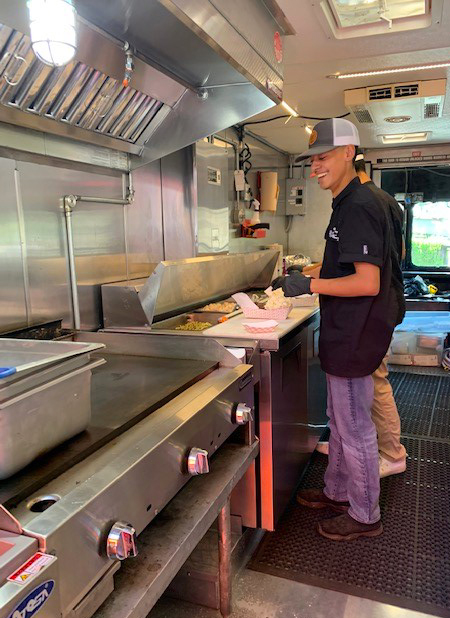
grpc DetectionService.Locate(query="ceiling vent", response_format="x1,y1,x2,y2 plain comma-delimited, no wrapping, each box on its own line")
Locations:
424,102,441,118
352,107,374,124
394,83,419,98
345,79,446,125
368,87,391,101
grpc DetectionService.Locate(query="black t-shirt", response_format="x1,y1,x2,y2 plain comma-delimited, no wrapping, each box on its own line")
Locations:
365,181,406,325
319,177,399,378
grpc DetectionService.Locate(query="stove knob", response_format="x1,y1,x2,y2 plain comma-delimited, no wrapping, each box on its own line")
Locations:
187,447,209,475
235,403,253,425
106,522,138,561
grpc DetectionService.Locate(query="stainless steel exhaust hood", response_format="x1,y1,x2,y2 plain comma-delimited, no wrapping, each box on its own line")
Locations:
0,0,290,163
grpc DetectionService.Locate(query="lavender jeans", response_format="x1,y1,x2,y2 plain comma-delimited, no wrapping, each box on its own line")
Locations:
323,374,381,524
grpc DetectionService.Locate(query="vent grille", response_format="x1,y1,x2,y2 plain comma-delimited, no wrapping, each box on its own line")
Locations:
394,83,419,98
0,23,163,145
368,87,392,100
352,107,374,123
424,102,440,118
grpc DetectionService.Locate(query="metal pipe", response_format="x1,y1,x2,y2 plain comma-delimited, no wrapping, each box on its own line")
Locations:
14,168,32,326
218,498,232,618
62,171,134,329
70,195,130,205
63,197,81,330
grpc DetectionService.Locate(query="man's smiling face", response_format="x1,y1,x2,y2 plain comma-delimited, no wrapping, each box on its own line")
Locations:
310,145,356,195
310,147,345,188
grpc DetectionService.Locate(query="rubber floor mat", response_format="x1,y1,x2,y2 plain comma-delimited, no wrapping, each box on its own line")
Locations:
249,373,450,618
390,373,450,440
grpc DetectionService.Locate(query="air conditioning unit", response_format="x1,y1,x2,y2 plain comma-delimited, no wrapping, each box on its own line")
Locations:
344,79,446,125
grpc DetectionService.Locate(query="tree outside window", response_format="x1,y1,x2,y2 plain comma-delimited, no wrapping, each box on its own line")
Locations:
411,201,450,268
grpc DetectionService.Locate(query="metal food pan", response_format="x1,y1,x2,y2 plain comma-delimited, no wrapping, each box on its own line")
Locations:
0,355,93,403
151,313,222,331
0,339,105,384
195,298,237,313
0,358,105,479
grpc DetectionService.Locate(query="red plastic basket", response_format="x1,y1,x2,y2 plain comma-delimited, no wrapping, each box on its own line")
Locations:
241,306,292,320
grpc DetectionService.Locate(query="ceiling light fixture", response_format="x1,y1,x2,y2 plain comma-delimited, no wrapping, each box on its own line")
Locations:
380,131,429,144
28,0,77,67
328,61,450,79
281,101,299,117
385,115,412,123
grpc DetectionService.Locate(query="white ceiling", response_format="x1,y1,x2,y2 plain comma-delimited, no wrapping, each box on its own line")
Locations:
247,0,450,155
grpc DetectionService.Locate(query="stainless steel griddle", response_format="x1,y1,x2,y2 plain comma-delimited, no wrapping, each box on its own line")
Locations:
0,351,217,509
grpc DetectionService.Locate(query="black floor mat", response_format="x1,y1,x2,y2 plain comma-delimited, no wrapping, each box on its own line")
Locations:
250,373,450,618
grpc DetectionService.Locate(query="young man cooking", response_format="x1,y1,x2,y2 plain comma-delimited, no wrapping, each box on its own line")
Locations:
273,118,399,541
311,152,407,478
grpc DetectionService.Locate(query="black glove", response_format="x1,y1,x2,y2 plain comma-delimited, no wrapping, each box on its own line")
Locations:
286,265,303,274
271,276,284,290
272,271,312,297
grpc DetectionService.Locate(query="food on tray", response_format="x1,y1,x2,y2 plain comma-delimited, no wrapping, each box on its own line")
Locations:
175,321,212,331
265,288,292,310
200,301,236,313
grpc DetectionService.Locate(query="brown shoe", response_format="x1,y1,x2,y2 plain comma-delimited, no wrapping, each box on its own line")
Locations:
296,489,350,513
317,513,383,541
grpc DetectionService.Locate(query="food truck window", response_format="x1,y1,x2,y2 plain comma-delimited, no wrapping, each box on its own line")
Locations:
381,166,450,272
410,201,450,268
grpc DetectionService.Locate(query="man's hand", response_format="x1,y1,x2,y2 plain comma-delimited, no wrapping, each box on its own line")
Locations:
272,271,312,297
302,262,322,276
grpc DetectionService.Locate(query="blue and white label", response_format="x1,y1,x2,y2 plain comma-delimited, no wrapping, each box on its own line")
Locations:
8,580,54,618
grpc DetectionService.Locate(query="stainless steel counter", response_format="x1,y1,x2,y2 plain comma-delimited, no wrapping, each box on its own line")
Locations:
203,306,320,350
107,306,320,351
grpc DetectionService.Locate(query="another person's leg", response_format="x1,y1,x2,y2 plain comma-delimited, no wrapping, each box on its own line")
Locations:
372,355,407,477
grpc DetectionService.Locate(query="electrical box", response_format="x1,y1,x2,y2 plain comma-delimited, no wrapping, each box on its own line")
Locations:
286,178,306,215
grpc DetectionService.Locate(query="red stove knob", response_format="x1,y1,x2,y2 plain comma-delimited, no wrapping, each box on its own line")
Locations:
187,447,209,475
235,403,253,425
106,522,138,561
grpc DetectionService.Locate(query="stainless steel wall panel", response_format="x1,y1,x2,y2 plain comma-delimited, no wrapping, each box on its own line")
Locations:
0,157,27,332
196,141,229,254
161,147,197,259
17,161,124,330
126,161,164,278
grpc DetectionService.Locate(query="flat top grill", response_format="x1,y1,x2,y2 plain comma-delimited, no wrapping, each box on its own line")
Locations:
0,353,217,509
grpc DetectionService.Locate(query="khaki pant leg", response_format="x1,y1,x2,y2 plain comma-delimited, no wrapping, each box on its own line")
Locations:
372,356,407,462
